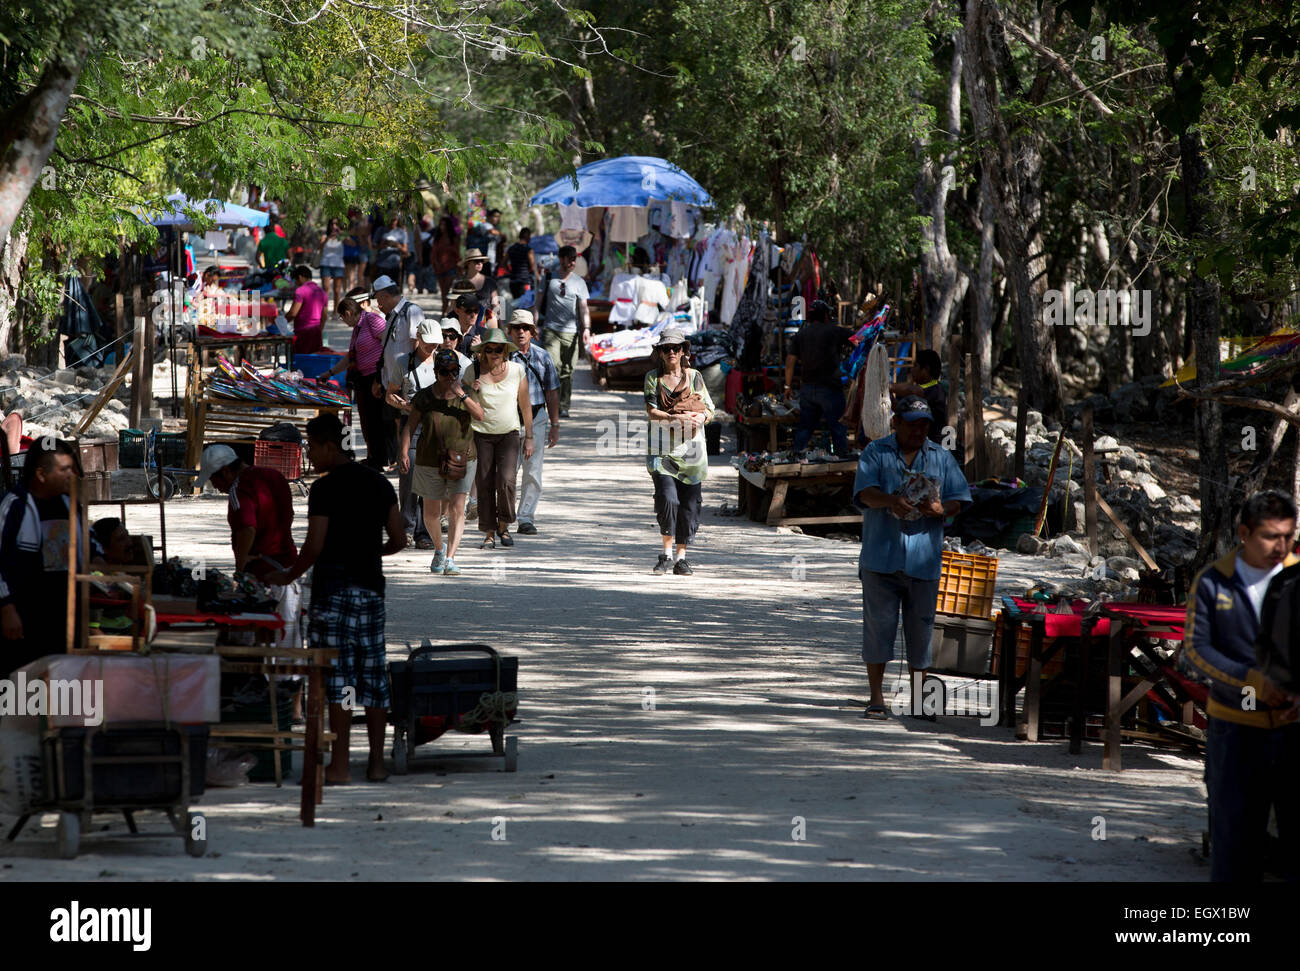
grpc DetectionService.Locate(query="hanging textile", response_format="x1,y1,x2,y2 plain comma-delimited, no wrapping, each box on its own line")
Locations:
727,233,767,362
609,206,649,242
559,203,587,232
860,342,892,441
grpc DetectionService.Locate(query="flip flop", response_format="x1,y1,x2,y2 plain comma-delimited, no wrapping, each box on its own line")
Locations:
863,704,889,720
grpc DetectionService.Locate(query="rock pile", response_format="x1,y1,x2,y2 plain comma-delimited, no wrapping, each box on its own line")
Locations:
0,354,135,443
981,402,1200,570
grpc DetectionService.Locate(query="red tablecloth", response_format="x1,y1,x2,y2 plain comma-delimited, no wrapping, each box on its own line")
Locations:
1007,598,1110,637
156,611,284,631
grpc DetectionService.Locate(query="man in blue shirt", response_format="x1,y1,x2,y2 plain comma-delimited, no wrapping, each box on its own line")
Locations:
508,309,561,535
853,395,971,719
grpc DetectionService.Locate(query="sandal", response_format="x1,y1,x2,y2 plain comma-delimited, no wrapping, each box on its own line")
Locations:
863,704,890,720
480,535,496,550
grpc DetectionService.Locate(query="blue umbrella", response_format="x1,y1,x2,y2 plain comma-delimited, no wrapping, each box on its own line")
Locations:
529,156,713,208
529,233,559,255
134,192,270,228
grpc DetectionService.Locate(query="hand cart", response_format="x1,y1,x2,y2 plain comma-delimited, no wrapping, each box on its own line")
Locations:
388,641,518,774
5,721,209,859
142,427,199,500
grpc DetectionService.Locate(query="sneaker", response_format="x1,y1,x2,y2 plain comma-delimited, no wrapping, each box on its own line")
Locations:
653,554,672,575
560,408,570,419
430,549,446,573
441,516,449,534
466,499,478,519
517,522,537,535
673,558,694,576
442,558,461,576
415,536,435,550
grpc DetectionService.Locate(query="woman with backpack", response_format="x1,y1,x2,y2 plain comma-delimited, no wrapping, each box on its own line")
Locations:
644,328,714,575
400,349,485,576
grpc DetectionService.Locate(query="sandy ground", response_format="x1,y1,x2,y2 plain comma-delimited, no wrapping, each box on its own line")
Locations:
0,305,1208,881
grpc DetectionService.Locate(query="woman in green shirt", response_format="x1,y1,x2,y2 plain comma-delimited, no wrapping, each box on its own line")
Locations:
400,349,486,576
644,328,715,575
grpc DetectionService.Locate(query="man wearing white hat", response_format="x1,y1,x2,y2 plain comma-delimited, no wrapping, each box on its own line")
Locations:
387,317,442,549
372,274,424,468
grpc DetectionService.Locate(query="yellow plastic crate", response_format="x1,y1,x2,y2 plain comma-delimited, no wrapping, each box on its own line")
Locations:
937,551,998,619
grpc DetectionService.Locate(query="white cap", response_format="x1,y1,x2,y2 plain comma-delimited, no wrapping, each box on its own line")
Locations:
439,315,461,334
417,318,443,344
370,274,399,297
195,443,239,489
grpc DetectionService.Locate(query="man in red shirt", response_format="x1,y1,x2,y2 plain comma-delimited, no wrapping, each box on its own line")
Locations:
196,444,297,579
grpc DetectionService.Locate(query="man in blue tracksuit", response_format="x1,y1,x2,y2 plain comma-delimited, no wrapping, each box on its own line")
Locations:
1184,490,1300,881
0,439,84,674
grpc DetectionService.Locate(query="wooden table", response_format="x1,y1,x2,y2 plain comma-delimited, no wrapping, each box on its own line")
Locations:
736,459,862,527
735,412,797,452
1088,603,1190,770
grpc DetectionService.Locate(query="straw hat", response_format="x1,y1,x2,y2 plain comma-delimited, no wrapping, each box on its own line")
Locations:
461,248,487,267
471,327,519,356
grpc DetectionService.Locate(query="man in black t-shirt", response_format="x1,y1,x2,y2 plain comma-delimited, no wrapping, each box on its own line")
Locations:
891,349,948,444
269,414,405,783
784,300,852,455
506,228,536,300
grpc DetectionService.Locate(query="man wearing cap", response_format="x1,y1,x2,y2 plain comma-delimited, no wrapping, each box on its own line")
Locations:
853,395,972,720
537,245,590,420
453,292,485,355
198,442,303,717
372,274,425,468
508,309,561,535
784,299,852,455
267,413,405,784
386,318,442,549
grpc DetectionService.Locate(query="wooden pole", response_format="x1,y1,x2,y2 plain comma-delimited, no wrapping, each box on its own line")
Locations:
1014,392,1028,481
946,333,960,443
964,351,976,475
1082,405,1098,556
128,286,146,428
970,344,985,480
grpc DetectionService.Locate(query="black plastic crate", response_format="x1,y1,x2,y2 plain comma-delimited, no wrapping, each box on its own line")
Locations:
119,429,145,468
47,724,208,805
155,432,188,469
389,655,517,722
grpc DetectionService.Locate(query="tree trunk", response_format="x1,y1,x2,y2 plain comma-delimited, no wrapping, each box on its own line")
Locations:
0,36,87,246
915,29,966,353
1181,129,1233,567
973,166,995,392
0,228,28,354
961,0,1063,419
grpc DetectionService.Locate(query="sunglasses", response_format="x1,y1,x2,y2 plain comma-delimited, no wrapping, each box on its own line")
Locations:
558,282,566,298
435,366,457,375
483,347,505,355
661,346,684,354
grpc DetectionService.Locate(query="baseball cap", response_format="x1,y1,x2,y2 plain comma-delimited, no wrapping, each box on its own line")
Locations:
895,394,932,422
195,443,239,488
370,274,399,297
416,318,443,344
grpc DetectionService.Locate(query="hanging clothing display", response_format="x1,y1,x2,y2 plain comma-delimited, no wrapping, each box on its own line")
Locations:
719,232,752,326
860,342,892,441
609,206,649,242
559,203,587,232
634,275,670,325
608,271,640,327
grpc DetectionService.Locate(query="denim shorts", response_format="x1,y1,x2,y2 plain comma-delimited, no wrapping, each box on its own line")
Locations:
320,264,344,279
860,568,940,668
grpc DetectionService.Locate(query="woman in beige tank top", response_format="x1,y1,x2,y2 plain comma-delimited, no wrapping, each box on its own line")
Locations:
467,329,534,548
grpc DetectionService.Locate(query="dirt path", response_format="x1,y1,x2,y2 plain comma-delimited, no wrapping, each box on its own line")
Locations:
0,313,1208,881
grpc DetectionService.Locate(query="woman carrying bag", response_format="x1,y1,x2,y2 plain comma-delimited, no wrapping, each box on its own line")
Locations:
400,349,485,576
644,327,715,575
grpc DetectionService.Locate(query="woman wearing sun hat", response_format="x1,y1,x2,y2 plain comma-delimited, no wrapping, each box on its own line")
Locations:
467,328,534,549
462,248,495,305
644,327,715,575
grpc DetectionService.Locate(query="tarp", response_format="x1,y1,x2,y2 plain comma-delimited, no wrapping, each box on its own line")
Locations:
529,156,713,209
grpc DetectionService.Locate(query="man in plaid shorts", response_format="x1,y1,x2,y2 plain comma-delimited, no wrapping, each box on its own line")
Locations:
270,414,406,783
